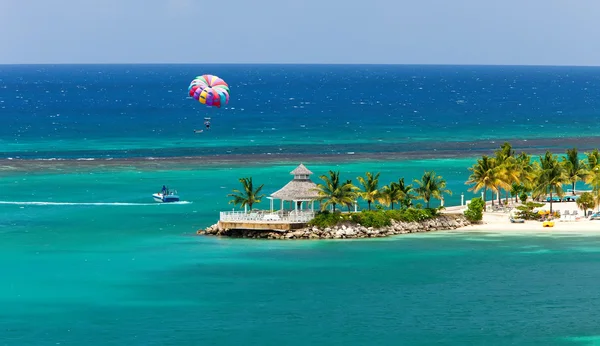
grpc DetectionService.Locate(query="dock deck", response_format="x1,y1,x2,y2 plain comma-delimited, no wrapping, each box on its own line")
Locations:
218,210,315,232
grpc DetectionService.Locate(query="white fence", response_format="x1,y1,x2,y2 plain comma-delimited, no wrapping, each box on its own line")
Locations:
220,210,315,223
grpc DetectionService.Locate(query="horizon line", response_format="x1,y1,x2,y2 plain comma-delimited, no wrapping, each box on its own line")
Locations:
2,62,600,68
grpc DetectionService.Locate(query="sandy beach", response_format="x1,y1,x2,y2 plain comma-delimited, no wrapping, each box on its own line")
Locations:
446,201,600,235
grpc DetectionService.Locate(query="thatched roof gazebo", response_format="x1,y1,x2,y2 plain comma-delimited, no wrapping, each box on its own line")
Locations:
268,163,320,212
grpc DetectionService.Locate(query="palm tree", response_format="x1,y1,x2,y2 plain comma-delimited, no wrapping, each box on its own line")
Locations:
576,192,595,217
510,183,524,203
515,151,535,198
585,148,600,171
563,147,586,195
396,178,415,209
227,177,265,211
357,172,380,210
465,155,501,210
344,179,355,212
494,142,518,204
588,179,600,213
378,184,395,210
584,149,600,199
499,142,515,156
379,178,412,210
414,171,452,208
315,170,357,212
579,149,600,211
533,151,569,214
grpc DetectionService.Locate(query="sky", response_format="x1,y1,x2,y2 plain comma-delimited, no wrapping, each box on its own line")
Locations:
1,0,599,65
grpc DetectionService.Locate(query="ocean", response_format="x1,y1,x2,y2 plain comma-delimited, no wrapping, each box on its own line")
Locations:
2,64,600,345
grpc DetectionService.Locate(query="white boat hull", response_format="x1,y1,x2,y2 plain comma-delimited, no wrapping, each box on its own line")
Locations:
152,193,180,203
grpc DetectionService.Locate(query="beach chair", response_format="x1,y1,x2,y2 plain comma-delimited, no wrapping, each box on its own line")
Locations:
509,216,525,223
557,210,565,222
572,210,579,221
567,210,575,222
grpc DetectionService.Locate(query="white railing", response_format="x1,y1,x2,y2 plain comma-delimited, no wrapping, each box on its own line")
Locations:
220,210,315,223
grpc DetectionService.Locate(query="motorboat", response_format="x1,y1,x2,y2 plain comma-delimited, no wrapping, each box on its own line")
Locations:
153,187,180,203
152,192,180,203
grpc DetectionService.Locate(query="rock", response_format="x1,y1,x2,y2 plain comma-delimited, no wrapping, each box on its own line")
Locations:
198,214,471,240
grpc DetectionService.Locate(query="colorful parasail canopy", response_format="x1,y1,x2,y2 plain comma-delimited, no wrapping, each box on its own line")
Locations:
188,75,230,108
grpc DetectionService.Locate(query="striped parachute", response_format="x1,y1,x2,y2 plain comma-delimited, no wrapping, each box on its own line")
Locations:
188,75,230,108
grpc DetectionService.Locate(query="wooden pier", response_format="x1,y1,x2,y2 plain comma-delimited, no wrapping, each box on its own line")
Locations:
218,210,315,232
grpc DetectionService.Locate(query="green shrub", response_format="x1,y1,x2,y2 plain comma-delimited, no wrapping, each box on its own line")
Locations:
464,197,484,223
308,210,345,228
519,193,528,203
514,201,545,220
387,208,435,222
351,210,391,228
577,192,595,216
309,208,439,228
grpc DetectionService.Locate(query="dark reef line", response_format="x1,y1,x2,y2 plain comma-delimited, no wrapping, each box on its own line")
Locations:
3,136,600,172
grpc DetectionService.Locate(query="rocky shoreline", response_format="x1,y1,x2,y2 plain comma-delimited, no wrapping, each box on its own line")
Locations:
199,214,471,240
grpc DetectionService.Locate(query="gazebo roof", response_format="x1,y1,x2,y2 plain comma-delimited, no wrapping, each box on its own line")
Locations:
270,163,319,201
270,179,320,200
290,163,313,176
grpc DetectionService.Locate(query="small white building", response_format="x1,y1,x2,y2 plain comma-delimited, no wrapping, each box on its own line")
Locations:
268,163,320,213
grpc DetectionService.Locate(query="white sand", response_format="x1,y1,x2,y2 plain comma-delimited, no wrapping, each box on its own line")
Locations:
446,201,600,235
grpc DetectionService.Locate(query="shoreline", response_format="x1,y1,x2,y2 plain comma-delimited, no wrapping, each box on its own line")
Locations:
458,211,600,235
445,199,600,235
200,214,472,239
200,200,600,239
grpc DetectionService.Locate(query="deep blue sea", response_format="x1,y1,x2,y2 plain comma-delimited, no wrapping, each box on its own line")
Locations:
3,64,600,160
2,64,600,345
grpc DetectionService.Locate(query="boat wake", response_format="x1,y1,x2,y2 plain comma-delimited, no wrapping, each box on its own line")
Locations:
0,201,192,206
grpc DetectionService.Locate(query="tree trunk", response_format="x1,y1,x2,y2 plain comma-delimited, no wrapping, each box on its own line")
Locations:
483,188,487,211
573,182,576,195
549,191,553,214
391,202,394,210
367,201,371,210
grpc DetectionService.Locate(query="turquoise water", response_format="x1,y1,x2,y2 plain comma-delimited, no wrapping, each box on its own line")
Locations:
3,224,600,345
1,163,599,345
3,64,600,345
